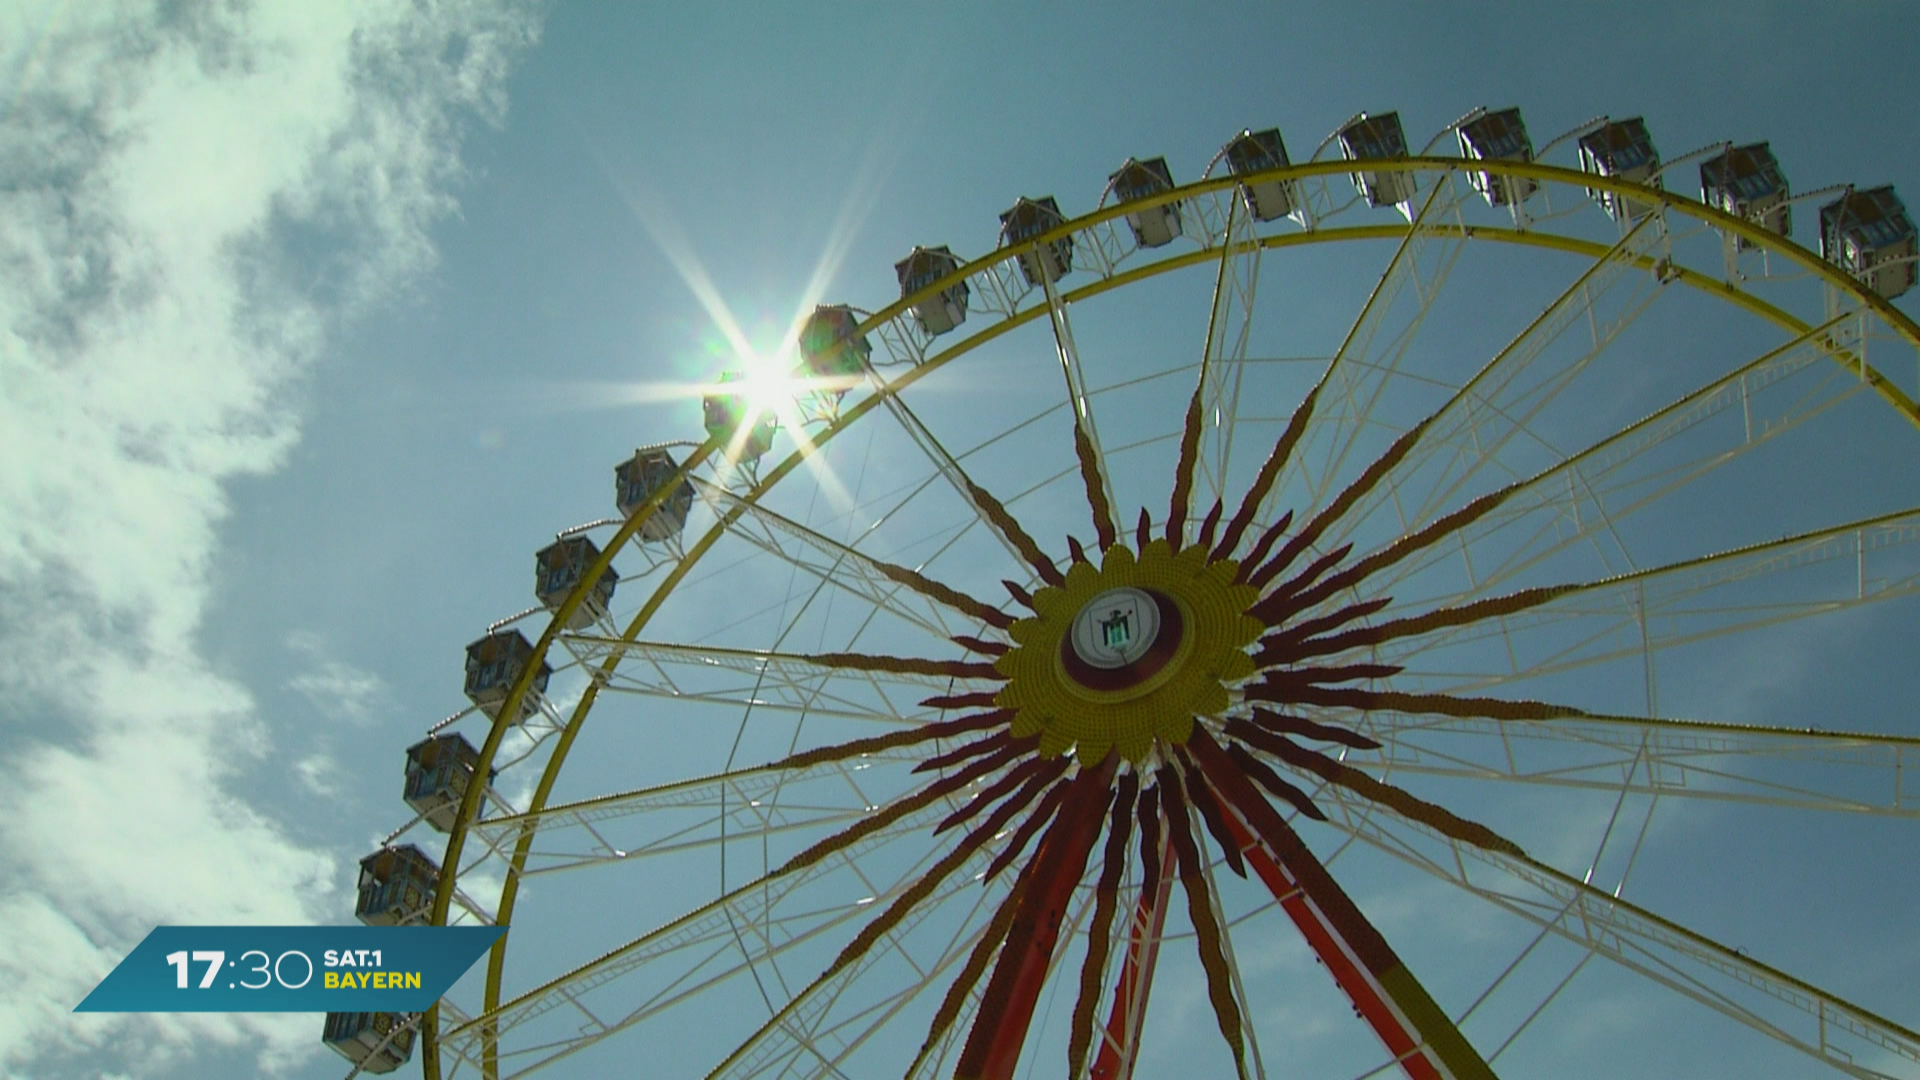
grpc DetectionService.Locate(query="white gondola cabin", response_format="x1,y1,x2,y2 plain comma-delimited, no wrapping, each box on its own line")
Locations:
1338,112,1414,209
798,304,872,399
1579,118,1662,221
463,629,550,721
1700,143,1790,244
614,446,695,539
355,845,438,926
1820,186,1917,300
323,1011,418,1074
999,196,1073,287
1458,108,1537,207
1108,157,1181,248
702,373,777,461
895,246,969,335
1223,129,1294,222
403,732,491,833
534,536,617,627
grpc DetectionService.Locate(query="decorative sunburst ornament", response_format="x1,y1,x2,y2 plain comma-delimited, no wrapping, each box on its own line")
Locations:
745,378,1577,1080
996,539,1261,762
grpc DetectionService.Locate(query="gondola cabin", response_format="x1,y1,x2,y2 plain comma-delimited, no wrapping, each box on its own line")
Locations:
702,373,777,461
1108,157,1181,248
354,845,439,926
614,446,695,539
1338,111,1414,209
797,304,872,399
1820,186,1917,299
1458,107,1537,207
999,196,1073,287
1578,117,1662,221
1223,128,1294,222
403,732,491,833
323,1012,417,1074
534,536,617,627
463,629,550,722
1700,143,1790,245
895,246,969,335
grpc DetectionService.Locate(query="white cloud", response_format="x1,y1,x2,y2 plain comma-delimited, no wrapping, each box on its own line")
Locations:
295,752,344,798
0,0,541,1074
287,630,390,726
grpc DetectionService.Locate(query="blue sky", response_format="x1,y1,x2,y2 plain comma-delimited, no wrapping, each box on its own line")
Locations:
4,2,1920,1079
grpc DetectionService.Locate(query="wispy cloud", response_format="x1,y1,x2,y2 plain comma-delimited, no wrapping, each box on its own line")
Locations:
0,0,542,1073
286,630,390,727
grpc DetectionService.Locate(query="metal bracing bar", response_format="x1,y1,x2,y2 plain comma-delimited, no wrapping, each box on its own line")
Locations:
690,478,974,640
556,636,973,722
587,677,934,727
1192,194,1263,516
437,798,960,1078
1278,176,1473,523
1348,712,1920,817
865,298,945,370
1381,507,1920,691
467,750,927,876
708,842,1018,1079
1182,186,1237,250
810,880,1024,1078
1355,314,1865,607
1196,836,1272,1080
1315,209,1669,552
1039,236,1121,529
450,887,498,926
471,752,919,845
866,368,1040,576
1091,833,1175,1080
1304,783,1920,1079
1387,263,1664,537
706,841,1036,1076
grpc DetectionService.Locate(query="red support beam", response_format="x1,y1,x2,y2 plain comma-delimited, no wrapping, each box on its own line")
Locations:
956,757,1118,1080
1089,833,1174,1080
1187,730,1498,1080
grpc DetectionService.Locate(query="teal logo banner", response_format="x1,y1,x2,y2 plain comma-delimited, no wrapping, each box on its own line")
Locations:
75,926,506,1012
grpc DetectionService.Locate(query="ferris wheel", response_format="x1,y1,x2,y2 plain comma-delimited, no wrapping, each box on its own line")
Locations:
324,107,1920,1080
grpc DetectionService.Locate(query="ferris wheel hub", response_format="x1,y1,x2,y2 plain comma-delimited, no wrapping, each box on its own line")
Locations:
995,541,1262,763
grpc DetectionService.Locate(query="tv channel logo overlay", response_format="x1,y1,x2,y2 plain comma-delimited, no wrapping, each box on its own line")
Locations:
75,926,507,1013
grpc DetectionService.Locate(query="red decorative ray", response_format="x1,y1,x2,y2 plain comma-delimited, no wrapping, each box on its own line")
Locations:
1068,771,1138,1078
1155,767,1248,1078
1167,387,1206,548
1073,421,1121,551
1215,385,1319,559
956,756,1119,1080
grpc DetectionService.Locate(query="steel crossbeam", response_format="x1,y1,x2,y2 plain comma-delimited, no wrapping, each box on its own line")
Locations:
1038,230,1120,530
1191,193,1263,517
1346,713,1920,817
867,377,1040,576
1382,508,1920,692
1275,176,1475,524
706,842,1015,1079
466,750,927,876
558,637,979,726
1315,210,1670,554
1306,783,1920,1079
437,799,959,1079
691,478,980,641
1357,315,1869,606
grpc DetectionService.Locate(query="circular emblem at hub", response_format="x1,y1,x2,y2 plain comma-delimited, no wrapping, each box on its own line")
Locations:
995,541,1260,763
1069,587,1162,669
